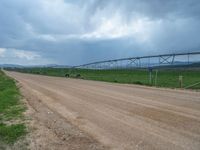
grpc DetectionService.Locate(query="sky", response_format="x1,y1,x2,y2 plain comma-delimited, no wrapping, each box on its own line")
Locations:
0,0,200,66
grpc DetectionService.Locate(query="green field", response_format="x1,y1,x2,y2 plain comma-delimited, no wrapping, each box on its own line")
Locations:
8,67,200,89
0,70,26,145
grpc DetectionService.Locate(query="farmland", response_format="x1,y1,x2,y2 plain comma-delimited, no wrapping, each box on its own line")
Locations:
8,67,200,89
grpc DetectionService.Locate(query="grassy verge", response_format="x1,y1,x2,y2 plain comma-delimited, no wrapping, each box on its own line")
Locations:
7,67,200,89
0,70,26,144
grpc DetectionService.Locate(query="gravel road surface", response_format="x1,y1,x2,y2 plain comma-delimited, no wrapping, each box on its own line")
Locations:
6,71,200,150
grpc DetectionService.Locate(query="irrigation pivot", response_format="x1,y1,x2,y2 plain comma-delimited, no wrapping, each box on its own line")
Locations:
74,51,200,69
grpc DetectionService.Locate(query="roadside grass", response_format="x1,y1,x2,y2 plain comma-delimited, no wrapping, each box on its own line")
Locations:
7,67,200,89
0,123,26,144
0,70,26,144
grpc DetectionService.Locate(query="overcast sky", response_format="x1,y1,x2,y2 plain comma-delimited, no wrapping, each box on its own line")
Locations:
0,0,200,65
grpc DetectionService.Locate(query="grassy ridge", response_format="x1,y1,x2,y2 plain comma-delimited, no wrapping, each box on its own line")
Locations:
8,68,200,89
0,70,26,144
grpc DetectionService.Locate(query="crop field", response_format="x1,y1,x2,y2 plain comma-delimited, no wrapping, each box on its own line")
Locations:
8,67,200,89
0,70,26,147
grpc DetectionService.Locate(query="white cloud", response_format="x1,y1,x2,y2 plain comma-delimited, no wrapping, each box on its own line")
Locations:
0,48,6,57
0,48,55,65
68,14,158,43
36,14,157,42
38,34,57,42
12,49,40,60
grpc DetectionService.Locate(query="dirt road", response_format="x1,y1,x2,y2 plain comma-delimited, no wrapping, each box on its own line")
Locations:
6,71,200,150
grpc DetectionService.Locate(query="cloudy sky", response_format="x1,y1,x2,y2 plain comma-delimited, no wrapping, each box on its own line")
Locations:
0,0,200,65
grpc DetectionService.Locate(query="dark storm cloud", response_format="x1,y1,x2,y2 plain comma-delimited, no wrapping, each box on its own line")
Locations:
0,0,200,65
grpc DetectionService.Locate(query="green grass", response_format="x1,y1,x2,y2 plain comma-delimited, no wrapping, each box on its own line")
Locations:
7,67,200,89
0,70,26,144
0,123,26,144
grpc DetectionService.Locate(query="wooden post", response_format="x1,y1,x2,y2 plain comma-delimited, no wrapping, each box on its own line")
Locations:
155,70,158,86
148,68,153,85
179,75,183,88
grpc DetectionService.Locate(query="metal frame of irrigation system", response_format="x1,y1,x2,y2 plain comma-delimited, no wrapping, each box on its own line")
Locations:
73,51,200,88
74,51,200,70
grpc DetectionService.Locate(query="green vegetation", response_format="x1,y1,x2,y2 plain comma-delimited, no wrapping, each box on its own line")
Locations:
0,70,26,144
0,123,26,144
8,67,200,89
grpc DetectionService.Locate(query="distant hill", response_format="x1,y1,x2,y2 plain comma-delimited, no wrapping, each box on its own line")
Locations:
152,62,200,70
0,64,72,69
0,64,24,68
188,62,200,67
